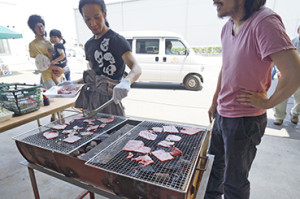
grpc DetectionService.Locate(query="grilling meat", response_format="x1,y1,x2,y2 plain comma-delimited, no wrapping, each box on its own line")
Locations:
43,130,59,140
165,135,182,142
97,116,114,123
152,127,163,133
180,127,203,135
138,130,157,141
170,147,183,156
80,131,94,137
158,140,175,148
132,155,154,167
163,126,179,133
83,119,95,125
62,129,78,135
63,135,81,144
73,125,84,131
152,150,174,162
122,140,151,154
86,125,99,132
126,152,134,159
99,123,107,128
52,124,67,130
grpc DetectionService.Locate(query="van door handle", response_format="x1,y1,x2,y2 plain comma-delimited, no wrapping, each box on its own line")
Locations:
155,57,159,62
163,57,167,62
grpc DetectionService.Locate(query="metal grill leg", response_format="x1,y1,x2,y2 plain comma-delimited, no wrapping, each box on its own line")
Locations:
75,190,95,199
28,167,40,199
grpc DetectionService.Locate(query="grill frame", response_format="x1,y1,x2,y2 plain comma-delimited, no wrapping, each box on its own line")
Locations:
13,113,128,155
86,120,208,194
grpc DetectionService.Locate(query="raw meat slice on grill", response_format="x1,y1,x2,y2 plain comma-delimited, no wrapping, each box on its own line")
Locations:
64,119,74,125
122,140,151,154
163,125,179,133
152,127,163,133
138,130,157,141
83,119,95,125
43,130,59,140
180,127,203,135
152,150,174,162
97,116,114,123
73,116,85,120
52,124,67,130
126,152,134,159
123,140,144,151
158,140,175,148
170,147,183,156
73,125,84,131
99,123,106,128
80,131,94,137
165,135,182,142
132,155,154,167
135,146,151,154
62,129,78,135
63,135,81,144
86,125,99,132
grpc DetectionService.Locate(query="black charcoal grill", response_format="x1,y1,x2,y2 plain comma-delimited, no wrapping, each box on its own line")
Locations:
14,113,211,199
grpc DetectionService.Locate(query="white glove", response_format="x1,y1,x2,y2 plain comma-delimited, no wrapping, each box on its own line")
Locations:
58,80,76,86
113,79,131,104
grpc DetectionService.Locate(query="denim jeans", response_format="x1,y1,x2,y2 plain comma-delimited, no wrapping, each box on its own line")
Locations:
205,112,267,199
274,87,300,120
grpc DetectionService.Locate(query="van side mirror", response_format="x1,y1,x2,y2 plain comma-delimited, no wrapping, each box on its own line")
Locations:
186,49,190,56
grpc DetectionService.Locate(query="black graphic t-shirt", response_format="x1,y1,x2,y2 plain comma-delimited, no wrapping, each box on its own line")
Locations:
84,29,131,80
52,43,67,68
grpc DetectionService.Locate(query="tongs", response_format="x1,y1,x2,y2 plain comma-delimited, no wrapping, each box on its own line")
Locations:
83,98,114,118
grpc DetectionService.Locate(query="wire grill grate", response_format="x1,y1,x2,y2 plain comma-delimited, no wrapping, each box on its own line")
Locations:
86,120,205,192
13,113,127,154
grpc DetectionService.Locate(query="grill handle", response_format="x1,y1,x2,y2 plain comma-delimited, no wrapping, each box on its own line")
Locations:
196,156,209,172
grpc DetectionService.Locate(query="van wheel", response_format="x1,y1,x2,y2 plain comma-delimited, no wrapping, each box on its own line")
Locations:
184,75,201,90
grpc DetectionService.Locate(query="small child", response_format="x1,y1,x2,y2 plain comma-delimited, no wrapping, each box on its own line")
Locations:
49,29,70,84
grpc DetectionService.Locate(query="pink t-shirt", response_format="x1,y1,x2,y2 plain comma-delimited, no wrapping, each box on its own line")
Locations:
218,7,295,118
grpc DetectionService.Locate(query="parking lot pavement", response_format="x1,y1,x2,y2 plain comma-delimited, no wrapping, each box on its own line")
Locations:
0,56,299,199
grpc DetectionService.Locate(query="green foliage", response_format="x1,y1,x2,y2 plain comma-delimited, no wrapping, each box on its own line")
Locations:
192,46,221,54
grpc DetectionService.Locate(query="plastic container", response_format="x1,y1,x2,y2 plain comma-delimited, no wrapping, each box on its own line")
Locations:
0,83,42,115
0,107,14,122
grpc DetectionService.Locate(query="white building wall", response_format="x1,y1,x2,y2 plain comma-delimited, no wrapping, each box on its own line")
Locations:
75,0,300,47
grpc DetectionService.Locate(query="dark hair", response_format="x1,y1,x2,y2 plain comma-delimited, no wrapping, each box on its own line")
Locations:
50,29,66,44
27,14,45,33
243,0,266,20
78,0,109,27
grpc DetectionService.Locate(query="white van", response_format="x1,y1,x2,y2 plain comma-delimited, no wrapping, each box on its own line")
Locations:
121,31,205,90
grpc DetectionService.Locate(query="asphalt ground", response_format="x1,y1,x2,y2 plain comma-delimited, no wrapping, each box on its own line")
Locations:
0,56,299,199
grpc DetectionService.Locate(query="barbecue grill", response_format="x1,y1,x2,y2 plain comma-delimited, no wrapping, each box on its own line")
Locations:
13,113,212,199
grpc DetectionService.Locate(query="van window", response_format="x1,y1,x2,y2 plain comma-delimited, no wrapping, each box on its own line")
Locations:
126,39,133,50
165,39,187,55
136,39,159,54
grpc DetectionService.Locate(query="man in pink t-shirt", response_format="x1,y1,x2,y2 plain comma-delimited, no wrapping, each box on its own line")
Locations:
205,1,300,199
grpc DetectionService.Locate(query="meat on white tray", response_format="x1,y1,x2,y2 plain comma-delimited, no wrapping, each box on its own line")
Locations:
63,135,81,144
163,125,179,133
165,135,182,142
152,150,174,162
158,140,175,148
180,127,203,135
122,140,151,154
43,130,59,140
138,130,157,141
